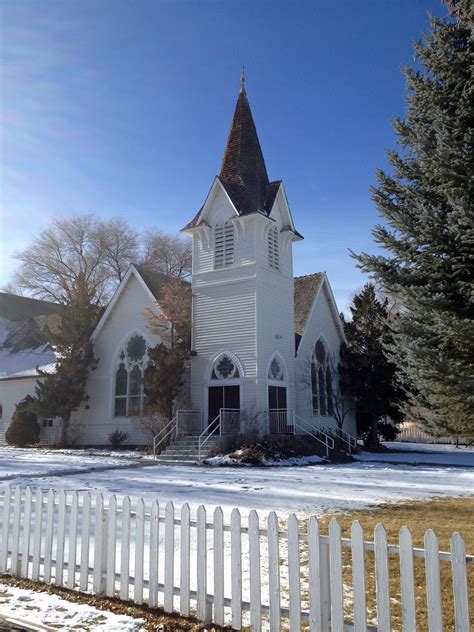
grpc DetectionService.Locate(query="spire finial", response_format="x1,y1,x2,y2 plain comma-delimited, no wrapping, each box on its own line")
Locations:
240,65,245,92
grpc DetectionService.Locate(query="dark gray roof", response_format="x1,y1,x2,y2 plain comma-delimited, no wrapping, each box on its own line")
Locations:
0,293,63,353
133,265,170,300
183,88,301,237
294,273,324,338
0,293,61,322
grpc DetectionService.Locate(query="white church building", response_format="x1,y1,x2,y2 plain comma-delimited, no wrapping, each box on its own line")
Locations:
0,83,355,449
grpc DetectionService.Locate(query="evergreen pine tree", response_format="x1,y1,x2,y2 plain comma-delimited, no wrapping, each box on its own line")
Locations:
33,275,100,446
354,3,474,435
342,284,405,447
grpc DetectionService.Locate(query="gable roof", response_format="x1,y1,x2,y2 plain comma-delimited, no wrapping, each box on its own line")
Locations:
294,272,346,352
294,273,324,337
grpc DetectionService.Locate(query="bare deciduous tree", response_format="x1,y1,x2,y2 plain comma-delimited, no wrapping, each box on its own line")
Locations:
13,214,138,306
97,218,139,283
141,229,192,279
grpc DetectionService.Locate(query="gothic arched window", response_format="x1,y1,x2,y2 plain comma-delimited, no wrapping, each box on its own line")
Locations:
214,221,234,269
114,334,149,417
311,338,333,416
268,225,279,270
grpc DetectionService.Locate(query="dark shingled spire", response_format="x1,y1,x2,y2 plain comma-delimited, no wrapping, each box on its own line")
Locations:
219,86,270,215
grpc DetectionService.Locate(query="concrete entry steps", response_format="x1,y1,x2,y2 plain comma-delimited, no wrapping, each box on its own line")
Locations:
154,435,221,466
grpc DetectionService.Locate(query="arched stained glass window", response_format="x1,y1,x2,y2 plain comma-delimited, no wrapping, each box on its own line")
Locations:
311,338,334,417
113,334,149,417
211,354,240,380
268,356,284,381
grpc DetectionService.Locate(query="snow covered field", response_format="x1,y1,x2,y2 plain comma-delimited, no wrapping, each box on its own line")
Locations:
355,442,474,467
4,459,473,518
0,447,142,481
0,582,145,631
0,443,472,516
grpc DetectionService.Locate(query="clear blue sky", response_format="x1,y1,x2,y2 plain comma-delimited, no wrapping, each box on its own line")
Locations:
0,0,447,312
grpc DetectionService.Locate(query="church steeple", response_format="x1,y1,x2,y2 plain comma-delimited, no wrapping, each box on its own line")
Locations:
219,77,270,215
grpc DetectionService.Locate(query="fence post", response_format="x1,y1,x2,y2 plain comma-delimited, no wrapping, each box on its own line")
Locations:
134,497,145,605
288,513,301,631
197,505,210,623
424,529,442,632
0,485,11,573
44,489,55,584
67,491,78,589
374,523,391,632
399,526,416,632
10,486,21,577
55,490,66,586
213,506,224,625
149,499,160,608
351,520,367,632
80,492,91,591
451,532,470,632
249,510,261,632
268,511,281,632
21,487,32,579
180,503,191,616
329,518,344,632
93,493,107,595
106,495,117,598
164,501,174,613
231,508,242,630
119,496,131,601
32,488,43,581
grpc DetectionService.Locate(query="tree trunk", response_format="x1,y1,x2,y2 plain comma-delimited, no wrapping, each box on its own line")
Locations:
366,411,380,449
59,417,69,448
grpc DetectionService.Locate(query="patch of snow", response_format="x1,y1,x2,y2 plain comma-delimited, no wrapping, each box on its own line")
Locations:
262,454,325,466
385,441,474,453
0,447,142,480
355,443,474,467
0,582,146,630
0,346,57,378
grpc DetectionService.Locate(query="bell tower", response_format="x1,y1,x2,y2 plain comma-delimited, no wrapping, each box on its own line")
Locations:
182,75,302,434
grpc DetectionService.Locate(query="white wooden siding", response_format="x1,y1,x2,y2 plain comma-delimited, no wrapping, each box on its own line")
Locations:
72,272,161,445
295,280,356,435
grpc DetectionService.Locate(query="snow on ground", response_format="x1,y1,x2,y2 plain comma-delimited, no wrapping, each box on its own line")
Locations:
0,582,145,631
355,441,474,467
0,447,143,481
6,460,474,518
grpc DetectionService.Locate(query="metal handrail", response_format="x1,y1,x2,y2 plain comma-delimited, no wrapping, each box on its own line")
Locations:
198,412,221,464
332,427,357,453
293,412,335,458
152,416,177,459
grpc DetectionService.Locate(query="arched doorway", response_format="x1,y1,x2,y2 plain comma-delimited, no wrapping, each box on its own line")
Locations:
207,352,242,434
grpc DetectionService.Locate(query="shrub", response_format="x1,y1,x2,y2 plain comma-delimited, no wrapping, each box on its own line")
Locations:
107,429,129,449
5,400,40,447
222,434,328,465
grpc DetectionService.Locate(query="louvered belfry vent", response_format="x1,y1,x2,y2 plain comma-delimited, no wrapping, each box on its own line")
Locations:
268,225,279,271
214,222,234,269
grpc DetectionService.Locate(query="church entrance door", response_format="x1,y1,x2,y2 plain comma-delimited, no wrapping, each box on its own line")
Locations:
208,385,240,434
268,385,289,433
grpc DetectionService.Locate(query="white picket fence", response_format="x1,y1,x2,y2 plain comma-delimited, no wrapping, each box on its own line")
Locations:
0,486,472,631
396,424,473,446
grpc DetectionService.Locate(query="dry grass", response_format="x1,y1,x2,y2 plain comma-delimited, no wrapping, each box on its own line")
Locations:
300,497,474,630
